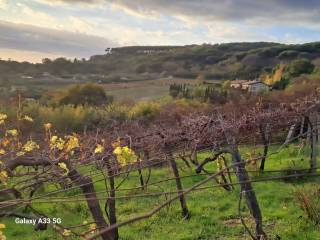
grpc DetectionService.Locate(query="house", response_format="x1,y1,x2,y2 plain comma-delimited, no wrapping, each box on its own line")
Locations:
21,75,33,79
246,81,270,93
230,80,248,89
230,79,270,93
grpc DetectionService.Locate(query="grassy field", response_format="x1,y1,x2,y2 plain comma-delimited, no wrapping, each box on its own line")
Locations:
105,85,169,102
1,77,200,102
1,77,226,102
2,145,320,240
103,78,197,101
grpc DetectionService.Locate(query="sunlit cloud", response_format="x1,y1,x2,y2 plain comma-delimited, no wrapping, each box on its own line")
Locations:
0,0,8,10
32,0,104,7
0,20,117,60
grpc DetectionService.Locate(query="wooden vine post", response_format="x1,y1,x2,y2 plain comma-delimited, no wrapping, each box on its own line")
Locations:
230,145,266,239
164,145,190,219
259,123,270,171
68,168,114,240
219,113,266,239
309,113,318,173
104,157,119,240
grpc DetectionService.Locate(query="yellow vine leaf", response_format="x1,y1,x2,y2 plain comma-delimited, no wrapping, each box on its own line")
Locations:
23,141,39,152
50,136,58,144
58,163,69,175
62,229,71,236
113,146,137,165
0,171,8,186
6,129,18,137
50,136,65,151
22,115,33,122
94,144,104,154
0,113,7,121
0,150,5,155
89,223,97,231
16,151,25,157
65,135,79,152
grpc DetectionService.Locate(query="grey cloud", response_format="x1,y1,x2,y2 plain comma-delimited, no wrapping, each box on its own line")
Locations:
109,0,320,24
47,0,320,25
0,20,117,58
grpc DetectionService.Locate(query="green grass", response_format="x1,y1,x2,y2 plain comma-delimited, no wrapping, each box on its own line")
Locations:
2,145,320,239
105,85,169,101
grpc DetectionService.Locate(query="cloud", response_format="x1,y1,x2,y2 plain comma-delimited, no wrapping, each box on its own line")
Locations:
45,0,320,28
19,4,57,27
0,20,117,59
0,0,8,10
0,48,65,62
115,1,320,28
2,0,320,62
69,16,94,33
33,0,103,7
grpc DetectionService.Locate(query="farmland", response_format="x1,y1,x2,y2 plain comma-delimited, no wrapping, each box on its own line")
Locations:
2,145,319,240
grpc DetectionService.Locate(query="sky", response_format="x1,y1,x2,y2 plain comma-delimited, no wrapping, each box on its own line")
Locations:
1,0,320,62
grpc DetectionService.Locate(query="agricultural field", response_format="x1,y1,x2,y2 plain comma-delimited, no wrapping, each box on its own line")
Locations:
2,145,320,240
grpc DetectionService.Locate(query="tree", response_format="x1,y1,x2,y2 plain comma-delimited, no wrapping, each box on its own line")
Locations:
288,58,314,77
272,77,290,90
196,73,205,85
42,58,52,65
59,83,112,106
135,64,147,74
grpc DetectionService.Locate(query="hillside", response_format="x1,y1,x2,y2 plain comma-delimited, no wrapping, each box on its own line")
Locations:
1,42,320,84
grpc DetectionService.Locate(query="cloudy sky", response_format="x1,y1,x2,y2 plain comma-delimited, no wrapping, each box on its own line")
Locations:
1,0,320,62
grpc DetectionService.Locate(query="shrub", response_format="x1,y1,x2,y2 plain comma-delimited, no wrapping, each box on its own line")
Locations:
128,102,160,120
104,103,130,122
22,102,103,132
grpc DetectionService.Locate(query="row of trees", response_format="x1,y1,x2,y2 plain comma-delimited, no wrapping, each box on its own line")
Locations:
169,83,228,104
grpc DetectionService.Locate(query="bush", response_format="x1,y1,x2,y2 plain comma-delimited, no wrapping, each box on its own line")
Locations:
295,186,320,224
22,102,104,132
128,102,160,120
104,103,130,122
